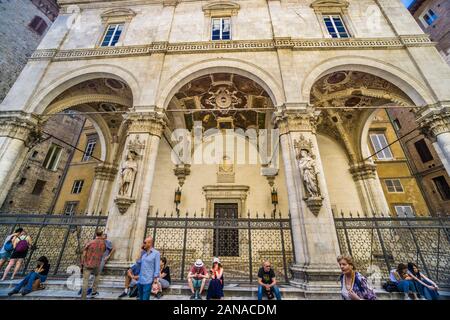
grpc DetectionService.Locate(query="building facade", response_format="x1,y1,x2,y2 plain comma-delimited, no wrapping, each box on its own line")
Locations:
0,0,450,290
407,0,450,64
0,0,59,102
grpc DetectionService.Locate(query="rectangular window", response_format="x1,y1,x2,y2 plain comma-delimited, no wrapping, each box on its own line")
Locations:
385,179,404,193
432,176,450,201
43,144,63,171
82,139,96,162
31,179,46,195
211,17,231,40
64,201,78,216
71,180,84,194
323,15,349,38
370,133,393,160
394,205,415,218
101,24,124,47
423,9,438,26
392,119,401,131
414,139,433,163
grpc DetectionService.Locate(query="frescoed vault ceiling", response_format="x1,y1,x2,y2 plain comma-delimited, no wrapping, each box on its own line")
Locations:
167,73,274,131
311,71,415,163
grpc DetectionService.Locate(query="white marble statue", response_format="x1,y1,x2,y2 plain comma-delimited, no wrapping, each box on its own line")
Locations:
118,150,138,197
298,149,321,198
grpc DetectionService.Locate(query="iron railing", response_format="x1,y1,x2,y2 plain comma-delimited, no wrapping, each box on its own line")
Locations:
145,210,295,283
0,214,106,276
333,212,450,288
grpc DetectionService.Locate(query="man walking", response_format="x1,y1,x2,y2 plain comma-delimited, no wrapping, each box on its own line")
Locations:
81,230,106,299
136,236,160,301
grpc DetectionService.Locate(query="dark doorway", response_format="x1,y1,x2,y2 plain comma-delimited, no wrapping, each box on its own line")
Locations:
213,203,239,257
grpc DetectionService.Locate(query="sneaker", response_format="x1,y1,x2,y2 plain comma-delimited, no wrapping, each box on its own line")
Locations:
87,288,93,295
90,291,99,298
190,294,196,300
156,292,162,299
21,289,32,296
8,289,19,296
118,291,128,299
197,295,203,300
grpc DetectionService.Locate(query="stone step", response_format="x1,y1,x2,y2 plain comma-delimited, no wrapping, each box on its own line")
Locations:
0,277,448,300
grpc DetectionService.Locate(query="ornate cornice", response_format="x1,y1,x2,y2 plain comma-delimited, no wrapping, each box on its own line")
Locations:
273,107,321,134
94,163,118,181
0,112,41,147
124,111,166,137
416,103,450,140
29,35,434,61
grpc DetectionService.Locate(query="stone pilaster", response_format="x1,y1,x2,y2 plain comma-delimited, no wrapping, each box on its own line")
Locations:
105,111,165,273
416,103,450,175
0,112,40,206
273,106,341,292
86,163,118,215
349,161,390,216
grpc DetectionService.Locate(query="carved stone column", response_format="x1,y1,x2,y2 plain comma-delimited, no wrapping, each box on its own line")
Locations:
274,107,341,291
0,112,40,207
416,104,450,175
86,163,118,215
105,111,165,272
349,161,390,216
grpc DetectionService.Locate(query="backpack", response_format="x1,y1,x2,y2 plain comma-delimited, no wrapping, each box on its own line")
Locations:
382,280,398,293
3,237,14,252
14,236,29,253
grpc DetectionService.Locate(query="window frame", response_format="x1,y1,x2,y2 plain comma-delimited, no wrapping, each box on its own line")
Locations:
322,14,350,38
43,144,63,171
385,179,404,193
71,180,84,194
394,205,415,218
211,17,232,41
64,201,79,216
370,133,394,160
82,138,97,162
432,176,450,201
414,139,434,163
422,8,438,27
100,23,124,47
31,179,46,195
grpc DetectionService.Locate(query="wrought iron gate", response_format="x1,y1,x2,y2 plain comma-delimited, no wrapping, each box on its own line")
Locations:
145,210,294,283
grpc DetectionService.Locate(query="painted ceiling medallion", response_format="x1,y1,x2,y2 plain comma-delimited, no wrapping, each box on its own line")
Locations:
204,86,242,114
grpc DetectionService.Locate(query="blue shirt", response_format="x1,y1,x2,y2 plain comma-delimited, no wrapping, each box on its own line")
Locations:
137,248,160,285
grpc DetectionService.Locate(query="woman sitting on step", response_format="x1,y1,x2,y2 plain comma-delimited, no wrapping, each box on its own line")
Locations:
338,255,377,300
8,256,50,296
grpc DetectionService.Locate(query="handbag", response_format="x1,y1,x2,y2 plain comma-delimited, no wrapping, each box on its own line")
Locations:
382,280,398,293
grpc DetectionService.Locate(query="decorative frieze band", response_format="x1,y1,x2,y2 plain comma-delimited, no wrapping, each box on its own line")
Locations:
29,35,434,61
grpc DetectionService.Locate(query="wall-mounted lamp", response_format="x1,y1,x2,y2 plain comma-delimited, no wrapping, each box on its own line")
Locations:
271,187,278,218
174,187,182,215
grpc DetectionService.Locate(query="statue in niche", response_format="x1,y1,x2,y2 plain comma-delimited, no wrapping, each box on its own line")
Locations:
118,150,138,197
298,149,321,198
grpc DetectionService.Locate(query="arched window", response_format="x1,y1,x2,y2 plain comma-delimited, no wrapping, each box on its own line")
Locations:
29,16,48,36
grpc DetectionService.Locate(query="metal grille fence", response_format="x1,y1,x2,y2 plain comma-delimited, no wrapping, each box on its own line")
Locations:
0,214,106,277
333,213,450,288
145,211,295,283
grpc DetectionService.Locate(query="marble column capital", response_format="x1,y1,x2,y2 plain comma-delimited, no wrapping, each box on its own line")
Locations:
124,110,166,138
0,111,41,147
272,106,321,135
94,163,118,181
415,102,450,141
349,161,377,181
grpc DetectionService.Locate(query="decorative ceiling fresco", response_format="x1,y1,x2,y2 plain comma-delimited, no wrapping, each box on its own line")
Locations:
168,73,273,131
311,71,415,163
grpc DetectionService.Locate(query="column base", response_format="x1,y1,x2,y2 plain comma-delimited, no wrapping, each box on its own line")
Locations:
289,264,341,292
103,261,132,276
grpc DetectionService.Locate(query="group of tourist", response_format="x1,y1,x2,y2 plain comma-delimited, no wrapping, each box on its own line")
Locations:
0,228,441,300
337,255,440,300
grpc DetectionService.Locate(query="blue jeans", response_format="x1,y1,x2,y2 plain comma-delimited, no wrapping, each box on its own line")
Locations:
138,283,152,301
396,280,416,293
415,279,439,300
257,285,282,300
14,271,46,292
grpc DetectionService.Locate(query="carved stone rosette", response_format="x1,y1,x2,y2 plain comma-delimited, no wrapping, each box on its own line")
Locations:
273,107,321,134
0,112,41,147
415,104,450,141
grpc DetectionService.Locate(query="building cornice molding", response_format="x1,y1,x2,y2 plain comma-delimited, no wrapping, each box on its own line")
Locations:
0,112,41,146
273,107,321,134
29,35,435,61
416,102,450,140
124,111,166,137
